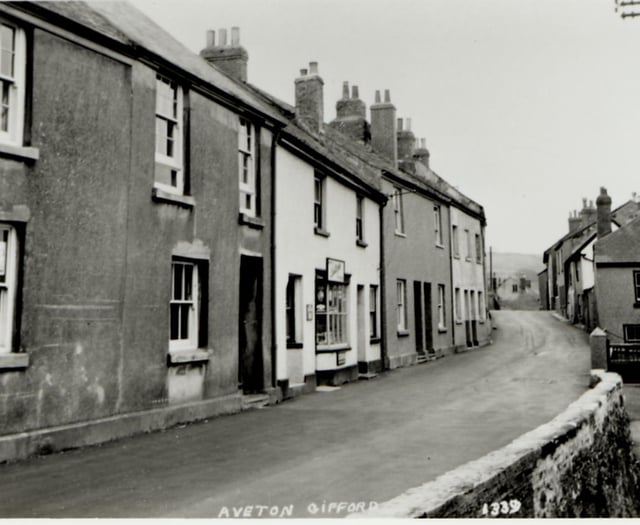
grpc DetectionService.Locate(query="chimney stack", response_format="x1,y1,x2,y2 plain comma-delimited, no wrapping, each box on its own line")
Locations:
200,27,248,82
329,81,370,143
413,137,430,170
295,62,324,134
579,197,597,226
596,187,612,238
397,117,416,162
370,89,397,166
568,210,581,233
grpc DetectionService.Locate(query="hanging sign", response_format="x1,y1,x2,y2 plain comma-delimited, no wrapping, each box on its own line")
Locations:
326,258,345,283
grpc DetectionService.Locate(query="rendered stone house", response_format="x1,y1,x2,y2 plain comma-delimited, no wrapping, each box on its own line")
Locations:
541,193,640,329
0,1,288,451
328,86,490,366
594,188,640,346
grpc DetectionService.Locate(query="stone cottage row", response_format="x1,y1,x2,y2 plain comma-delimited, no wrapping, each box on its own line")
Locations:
539,187,640,375
0,1,489,455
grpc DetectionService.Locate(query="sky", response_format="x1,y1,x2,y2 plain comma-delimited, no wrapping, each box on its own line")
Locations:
127,0,640,258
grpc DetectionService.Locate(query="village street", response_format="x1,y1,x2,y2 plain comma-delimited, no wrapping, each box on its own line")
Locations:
0,310,591,519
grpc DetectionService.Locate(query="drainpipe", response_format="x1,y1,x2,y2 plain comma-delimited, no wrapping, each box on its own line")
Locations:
448,206,455,350
270,128,281,391
379,190,389,369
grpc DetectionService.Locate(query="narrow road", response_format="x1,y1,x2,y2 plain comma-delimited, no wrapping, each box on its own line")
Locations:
0,311,591,518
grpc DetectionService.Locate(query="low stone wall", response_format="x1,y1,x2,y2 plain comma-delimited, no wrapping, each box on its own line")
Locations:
349,370,640,518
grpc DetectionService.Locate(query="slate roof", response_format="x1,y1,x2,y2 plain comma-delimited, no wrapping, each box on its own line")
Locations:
543,200,640,262
594,213,640,265
248,81,485,218
21,1,287,123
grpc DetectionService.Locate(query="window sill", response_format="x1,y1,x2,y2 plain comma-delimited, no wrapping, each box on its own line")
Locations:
239,213,264,229
0,353,29,370
397,329,410,338
465,257,472,262
0,143,39,163
455,320,463,325
314,227,330,238
152,186,195,208
167,348,210,365
316,343,350,353
370,337,381,344
453,255,460,259
435,243,445,250
394,231,406,238
438,327,447,333
287,342,303,349
356,239,368,248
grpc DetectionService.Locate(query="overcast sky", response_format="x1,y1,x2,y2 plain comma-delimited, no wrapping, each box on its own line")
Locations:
127,0,640,259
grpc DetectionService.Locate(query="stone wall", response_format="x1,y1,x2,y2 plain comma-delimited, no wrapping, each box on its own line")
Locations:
349,371,640,518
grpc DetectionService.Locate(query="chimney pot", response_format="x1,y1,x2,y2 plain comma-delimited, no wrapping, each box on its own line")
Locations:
300,68,308,76
374,90,381,103
219,28,228,46
384,89,391,103
231,26,240,46
309,61,318,75
397,118,403,131
342,81,349,99
206,30,215,47
406,117,412,131
352,85,359,99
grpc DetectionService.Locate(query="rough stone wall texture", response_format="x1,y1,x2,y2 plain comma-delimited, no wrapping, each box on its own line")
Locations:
349,371,640,518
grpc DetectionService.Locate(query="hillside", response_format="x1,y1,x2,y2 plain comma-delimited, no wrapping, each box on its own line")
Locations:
490,252,543,282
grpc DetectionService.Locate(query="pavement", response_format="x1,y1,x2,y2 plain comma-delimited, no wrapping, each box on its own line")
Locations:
0,310,592,518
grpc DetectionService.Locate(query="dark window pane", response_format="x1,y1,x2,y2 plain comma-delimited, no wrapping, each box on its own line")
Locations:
180,304,189,339
170,304,180,340
174,264,183,300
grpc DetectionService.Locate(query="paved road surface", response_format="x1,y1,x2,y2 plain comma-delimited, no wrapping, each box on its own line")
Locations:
0,310,591,518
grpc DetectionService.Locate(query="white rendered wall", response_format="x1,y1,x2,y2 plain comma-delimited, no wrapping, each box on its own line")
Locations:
274,147,381,383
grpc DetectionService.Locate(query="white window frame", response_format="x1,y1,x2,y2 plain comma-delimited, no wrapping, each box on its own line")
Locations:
170,259,199,351
155,75,184,195
314,175,324,230
452,224,459,257
316,277,349,347
393,188,404,234
0,224,18,353
0,20,26,146
464,228,471,261
239,118,256,216
437,284,446,330
286,274,302,346
634,271,640,303
396,279,407,331
434,205,442,245
369,284,378,339
455,287,462,323
356,195,364,242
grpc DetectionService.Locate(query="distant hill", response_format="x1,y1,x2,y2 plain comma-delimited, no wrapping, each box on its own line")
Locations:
489,252,543,282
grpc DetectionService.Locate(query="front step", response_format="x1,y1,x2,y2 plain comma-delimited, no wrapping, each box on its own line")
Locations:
358,372,378,380
241,394,270,411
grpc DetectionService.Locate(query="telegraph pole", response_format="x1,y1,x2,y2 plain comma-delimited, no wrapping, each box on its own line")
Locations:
615,0,640,18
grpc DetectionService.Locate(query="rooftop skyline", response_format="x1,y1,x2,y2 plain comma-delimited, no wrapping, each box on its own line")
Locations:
127,0,640,259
